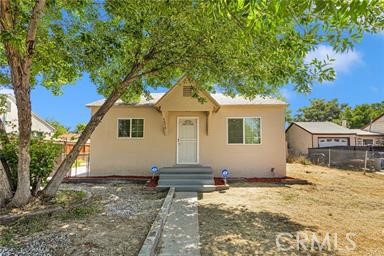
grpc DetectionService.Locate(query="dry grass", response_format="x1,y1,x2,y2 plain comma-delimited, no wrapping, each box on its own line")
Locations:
198,164,384,255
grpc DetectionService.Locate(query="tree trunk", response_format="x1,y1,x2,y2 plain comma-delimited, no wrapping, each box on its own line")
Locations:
1,0,46,207
0,118,14,191
0,163,12,208
42,65,141,198
42,88,128,197
31,177,41,196
9,83,32,207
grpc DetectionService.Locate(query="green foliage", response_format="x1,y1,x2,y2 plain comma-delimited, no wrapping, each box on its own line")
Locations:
73,0,384,101
73,123,86,133
55,190,87,207
285,108,294,124
58,204,99,220
293,99,384,128
0,229,15,247
295,99,348,124
0,136,62,191
47,119,69,138
0,94,7,115
0,0,97,93
342,102,384,128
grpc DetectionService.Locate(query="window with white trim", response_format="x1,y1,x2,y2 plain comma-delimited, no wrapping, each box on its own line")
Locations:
118,118,144,138
227,117,261,144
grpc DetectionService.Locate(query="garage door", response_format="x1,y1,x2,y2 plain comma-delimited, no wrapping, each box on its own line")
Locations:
318,138,349,147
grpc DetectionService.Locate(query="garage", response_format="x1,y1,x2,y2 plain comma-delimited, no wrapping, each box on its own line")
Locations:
318,138,349,147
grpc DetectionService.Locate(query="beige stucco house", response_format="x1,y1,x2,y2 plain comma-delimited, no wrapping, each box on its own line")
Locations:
87,77,287,178
286,121,384,155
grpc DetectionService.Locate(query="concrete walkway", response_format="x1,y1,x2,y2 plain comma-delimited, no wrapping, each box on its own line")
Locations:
157,192,200,256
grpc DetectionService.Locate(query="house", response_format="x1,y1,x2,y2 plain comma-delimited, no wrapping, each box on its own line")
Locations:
87,76,287,180
362,113,384,134
286,121,384,155
0,93,55,136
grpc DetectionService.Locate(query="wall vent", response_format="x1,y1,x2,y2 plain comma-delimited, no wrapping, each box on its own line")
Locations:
183,86,193,97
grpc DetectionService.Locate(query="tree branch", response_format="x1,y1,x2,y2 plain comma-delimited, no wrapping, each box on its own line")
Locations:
25,0,46,59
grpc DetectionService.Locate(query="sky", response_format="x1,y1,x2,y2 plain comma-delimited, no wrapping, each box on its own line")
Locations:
7,33,384,130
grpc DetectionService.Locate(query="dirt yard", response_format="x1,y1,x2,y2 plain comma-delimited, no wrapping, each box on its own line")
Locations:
199,164,384,255
0,183,165,256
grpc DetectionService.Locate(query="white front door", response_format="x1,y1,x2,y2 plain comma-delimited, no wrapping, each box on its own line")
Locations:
177,117,199,164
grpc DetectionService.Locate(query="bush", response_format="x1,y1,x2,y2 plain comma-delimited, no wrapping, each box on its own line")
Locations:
0,135,62,194
287,153,312,165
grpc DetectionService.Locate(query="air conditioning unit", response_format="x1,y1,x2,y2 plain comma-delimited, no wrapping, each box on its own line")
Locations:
375,158,384,171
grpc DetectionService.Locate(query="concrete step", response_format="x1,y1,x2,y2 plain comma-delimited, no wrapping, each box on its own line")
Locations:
160,167,213,174
157,185,216,192
158,178,214,186
160,173,213,180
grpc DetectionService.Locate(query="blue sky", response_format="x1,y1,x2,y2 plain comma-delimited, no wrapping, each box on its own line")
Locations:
27,33,384,130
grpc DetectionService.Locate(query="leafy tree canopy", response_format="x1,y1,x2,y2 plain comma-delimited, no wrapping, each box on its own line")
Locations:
73,123,86,134
295,99,348,124
75,0,384,100
0,0,96,94
47,119,69,137
293,99,384,128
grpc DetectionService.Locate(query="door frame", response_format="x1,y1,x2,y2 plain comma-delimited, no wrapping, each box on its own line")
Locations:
176,116,199,165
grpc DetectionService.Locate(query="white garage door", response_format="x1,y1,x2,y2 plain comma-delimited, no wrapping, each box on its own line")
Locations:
318,138,349,147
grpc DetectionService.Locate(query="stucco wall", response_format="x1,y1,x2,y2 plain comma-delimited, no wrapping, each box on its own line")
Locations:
89,104,286,178
286,124,312,155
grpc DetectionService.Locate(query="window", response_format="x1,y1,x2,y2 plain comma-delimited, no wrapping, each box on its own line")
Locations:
363,139,374,146
118,118,144,138
227,118,261,144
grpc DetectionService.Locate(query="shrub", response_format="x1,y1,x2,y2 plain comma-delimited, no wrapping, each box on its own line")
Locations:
287,153,312,165
0,135,62,194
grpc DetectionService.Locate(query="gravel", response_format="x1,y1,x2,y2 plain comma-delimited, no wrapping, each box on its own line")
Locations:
0,183,165,256
0,232,70,256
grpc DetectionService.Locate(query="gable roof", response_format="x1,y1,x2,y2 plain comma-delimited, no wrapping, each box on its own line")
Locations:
86,93,286,107
287,122,356,134
362,112,384,130
154,76,221,110
349,129,384,136
86,76,286,108
3,94,55,132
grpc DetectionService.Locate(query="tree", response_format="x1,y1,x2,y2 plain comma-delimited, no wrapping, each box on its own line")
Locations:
343,102,384,128
73,123,86,134
47,119,69,138
43,0,384,197
285,108,294,124
1,1,383,201
0,0,93,206
295,99,348,124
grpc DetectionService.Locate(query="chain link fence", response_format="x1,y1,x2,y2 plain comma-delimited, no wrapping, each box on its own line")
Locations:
64,153,90,177
308,147,384,171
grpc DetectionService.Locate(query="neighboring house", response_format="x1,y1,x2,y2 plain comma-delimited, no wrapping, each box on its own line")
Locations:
362,113,384,134
87,76,287,178
286,121,384,155
0,93,55,136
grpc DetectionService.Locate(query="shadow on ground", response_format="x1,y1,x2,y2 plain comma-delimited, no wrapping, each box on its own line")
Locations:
199,204,339,256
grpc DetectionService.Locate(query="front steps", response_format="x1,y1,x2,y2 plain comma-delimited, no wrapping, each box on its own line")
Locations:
157,166,216,192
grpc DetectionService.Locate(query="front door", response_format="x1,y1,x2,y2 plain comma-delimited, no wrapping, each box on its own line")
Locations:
177,117,199,164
